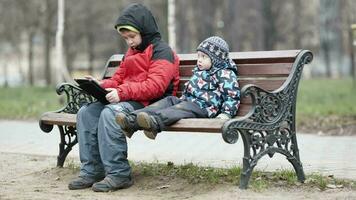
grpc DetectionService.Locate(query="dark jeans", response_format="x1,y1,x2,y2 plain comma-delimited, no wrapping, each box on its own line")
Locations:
133,96,208,130
77,101,143,182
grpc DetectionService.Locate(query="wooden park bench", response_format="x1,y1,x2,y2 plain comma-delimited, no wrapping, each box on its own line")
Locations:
39,49,313,189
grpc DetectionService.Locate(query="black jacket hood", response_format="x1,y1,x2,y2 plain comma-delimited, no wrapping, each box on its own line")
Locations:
115,3,162,51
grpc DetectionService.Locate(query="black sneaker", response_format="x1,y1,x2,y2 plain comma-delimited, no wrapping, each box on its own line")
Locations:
136,112,160,140
68,176,102,190
92,176,133,192
116,113,138,138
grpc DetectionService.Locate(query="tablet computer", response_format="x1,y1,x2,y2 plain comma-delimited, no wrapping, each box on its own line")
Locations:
74,78,110,105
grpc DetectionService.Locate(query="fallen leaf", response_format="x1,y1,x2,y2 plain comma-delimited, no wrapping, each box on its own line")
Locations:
157,185,170,189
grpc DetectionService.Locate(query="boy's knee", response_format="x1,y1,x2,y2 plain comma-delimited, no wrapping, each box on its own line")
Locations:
100,107,115,122
77,105,89,119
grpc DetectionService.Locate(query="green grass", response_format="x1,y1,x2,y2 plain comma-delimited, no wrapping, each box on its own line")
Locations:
65,158,81,172
161,162,356,191
297,78,356,117
65,160,356,191
131,161,241,185
0,86,62,120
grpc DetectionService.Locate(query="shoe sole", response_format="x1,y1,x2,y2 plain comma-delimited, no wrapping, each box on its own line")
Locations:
137,113,157,140
92,180,133,192
116,114,134,138
68,176,105,190
68,180,94,190
68,183,93,190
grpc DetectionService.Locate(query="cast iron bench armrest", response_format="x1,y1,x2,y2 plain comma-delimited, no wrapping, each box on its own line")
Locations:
39,83,95,133
222,50,313,144
222,84,285,144
55,82,96,114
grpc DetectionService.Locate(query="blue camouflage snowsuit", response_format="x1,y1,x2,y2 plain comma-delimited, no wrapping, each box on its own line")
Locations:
132,58,240,131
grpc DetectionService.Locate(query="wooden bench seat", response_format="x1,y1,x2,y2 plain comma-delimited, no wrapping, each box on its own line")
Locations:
39,50,313,189
40,112,228,133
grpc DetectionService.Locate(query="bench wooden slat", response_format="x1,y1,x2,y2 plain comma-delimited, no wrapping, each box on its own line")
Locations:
232,51,298,64
165,119,226,132
102,50,299,79
178,65,195,77
177,50,299,64
106,65,293,80
237,104,251,116
238,79,286,90
237,63,293,76
40,113,76,127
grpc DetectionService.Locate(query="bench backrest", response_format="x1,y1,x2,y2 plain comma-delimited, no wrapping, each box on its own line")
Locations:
101,50,301,117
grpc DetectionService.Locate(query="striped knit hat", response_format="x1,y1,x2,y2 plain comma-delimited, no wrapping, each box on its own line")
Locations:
197,36,229,64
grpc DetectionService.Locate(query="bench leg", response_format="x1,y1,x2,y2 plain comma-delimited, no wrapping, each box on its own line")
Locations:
57,125,78,167
239,130,255,189
238,128,305,189
287,134,305,182
239,156,255,189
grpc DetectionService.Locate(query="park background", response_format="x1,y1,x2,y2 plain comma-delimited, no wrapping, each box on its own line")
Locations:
0,0,355,135
0,0,356,199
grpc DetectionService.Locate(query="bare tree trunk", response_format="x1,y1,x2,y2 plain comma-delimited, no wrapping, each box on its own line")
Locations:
16,46,26,85
223,0,238,51
344,0,356,87
183,1,197,52
84,3,95,75
320,0,342,78
28,31,35,86
293,0,302,49
293,0,310,79
3,63,8,87
88,33,94,75
321,41,332,77
44,31,52,85
214,1,224,37
43,0,53,85
56,0,71,84
65,46,76,73
350,25,356,87
175,1,189,52
168,0,176,51
262,0,277,50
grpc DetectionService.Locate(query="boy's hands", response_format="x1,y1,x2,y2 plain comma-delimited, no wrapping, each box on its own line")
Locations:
105,88,120,103
84,75,119,103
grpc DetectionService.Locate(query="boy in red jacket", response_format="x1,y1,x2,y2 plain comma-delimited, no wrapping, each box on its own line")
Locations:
68,3,179,192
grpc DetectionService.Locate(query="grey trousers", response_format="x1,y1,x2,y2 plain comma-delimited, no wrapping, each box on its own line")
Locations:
133,96,208,130
76,101,142,181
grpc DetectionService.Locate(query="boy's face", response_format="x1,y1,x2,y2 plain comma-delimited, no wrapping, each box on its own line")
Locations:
119,30,142,49
197,51,212,70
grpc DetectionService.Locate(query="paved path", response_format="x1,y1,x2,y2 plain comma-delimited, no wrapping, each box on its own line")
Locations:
1,120,356,180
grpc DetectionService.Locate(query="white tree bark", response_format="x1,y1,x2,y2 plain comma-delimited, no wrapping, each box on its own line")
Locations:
55,0,71,84
168,0,176,51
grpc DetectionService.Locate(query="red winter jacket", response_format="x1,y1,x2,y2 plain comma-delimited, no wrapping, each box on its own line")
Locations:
101,3,180,106
101,44,180,106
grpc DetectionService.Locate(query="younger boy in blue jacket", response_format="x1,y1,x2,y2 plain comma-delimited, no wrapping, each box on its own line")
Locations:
117,36,240,139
